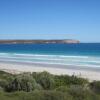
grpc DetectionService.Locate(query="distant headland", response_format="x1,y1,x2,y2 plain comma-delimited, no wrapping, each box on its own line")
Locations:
0,39,80,44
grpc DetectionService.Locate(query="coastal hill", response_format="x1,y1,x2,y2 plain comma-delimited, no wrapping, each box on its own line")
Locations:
0,39,80,44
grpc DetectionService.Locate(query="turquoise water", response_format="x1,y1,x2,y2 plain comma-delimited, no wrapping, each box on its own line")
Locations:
0,43,100,68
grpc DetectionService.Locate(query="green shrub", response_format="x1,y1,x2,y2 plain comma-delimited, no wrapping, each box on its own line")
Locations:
0,71,14,81
0,80,8,89
55,86,69,92
36,71,55,90
67,85,99,100
54,75,88,88
5,73,42,92
89,81,100,94
0,71,100,100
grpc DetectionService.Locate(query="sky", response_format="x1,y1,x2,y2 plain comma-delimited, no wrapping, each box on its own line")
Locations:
0,0,100,42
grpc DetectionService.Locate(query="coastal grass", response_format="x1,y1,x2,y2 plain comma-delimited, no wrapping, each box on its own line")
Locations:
0,71,100,100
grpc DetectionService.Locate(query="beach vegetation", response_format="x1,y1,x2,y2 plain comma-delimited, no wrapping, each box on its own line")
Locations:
89,81,100,94
0,71,100,100
32,71,55,90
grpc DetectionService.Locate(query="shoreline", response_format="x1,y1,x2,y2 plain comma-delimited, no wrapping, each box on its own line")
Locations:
0,62,100,81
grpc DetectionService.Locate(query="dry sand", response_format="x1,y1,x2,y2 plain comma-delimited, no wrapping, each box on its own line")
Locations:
0,62,100,81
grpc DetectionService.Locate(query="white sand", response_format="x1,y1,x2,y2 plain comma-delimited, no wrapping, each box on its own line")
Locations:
0,62,100,81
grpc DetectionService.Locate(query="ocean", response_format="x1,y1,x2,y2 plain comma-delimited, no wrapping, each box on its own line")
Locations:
0,43,100,68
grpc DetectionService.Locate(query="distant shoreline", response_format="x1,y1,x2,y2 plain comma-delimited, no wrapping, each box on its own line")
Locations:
0,39,80,44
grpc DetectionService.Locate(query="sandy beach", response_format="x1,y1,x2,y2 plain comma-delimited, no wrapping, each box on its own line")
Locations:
0,62,100,81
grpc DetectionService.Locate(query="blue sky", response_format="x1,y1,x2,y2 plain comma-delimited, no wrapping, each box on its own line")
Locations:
0,0,100,42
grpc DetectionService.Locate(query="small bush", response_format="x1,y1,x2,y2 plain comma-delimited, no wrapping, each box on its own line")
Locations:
36,71,55,90
89,81,100,94
5,73,42,92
